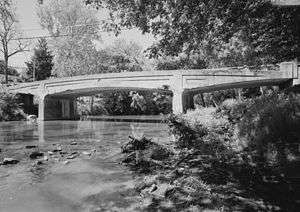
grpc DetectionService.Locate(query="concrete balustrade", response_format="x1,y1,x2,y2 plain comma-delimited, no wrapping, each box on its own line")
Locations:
8,61,299,121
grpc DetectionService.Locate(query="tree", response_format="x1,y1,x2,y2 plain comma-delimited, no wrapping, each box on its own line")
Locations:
25,38,53,81
87,0,300,66
38,0,102,77
101,39,150,72
0,60,18,76
0,0,28,84
155,53,207,70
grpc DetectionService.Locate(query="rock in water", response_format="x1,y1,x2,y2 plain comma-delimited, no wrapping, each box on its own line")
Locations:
62,160,70,165
66,154,77,159
2,158,19,165
53,146,62,152
25,145,37,149
82,151,91,156
29,151,44,159
26,114,37,122
34,160,43,165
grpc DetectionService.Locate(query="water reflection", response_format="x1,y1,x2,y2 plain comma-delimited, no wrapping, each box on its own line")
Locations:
0,120,170,146
38,121,45,143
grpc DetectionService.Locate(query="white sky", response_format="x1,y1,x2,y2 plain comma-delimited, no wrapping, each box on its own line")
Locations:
9,0,155,68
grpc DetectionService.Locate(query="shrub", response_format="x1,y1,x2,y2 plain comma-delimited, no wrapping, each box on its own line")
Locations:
0,92,25,121
166,108,234,157
233,93,300,168
157,91,300,211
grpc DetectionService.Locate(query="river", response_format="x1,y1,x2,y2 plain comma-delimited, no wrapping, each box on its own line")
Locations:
0,120,170,212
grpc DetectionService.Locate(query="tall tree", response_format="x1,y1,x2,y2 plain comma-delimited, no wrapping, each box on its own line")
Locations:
38,0,102,77
87,0,300,66
102,39,150,72
0,0,27,84
25,38,53,81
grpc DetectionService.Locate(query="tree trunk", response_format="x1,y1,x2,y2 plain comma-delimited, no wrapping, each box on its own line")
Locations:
4,54,8,84
235,88,242,101
200,93,206,107
90,96,94,115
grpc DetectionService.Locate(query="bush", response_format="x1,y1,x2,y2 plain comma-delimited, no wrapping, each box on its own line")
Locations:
232,93,300,168
166,108,234,157
139,91,300,211
76,90,172,116
0,92,25,121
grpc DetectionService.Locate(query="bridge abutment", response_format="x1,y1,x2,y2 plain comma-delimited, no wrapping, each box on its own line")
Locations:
172,90,195,114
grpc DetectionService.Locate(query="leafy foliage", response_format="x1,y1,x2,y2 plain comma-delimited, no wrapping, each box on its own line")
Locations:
88,0,300,66
162,92,300,211
223,92,300,167
166,108,234,154
77,90,172,116
101,39,150,72
38,0,102,77
0,92,24,121
155,53,207,70
25,38,53,81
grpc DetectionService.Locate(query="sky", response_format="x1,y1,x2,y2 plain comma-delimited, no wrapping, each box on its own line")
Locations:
9,0,155,68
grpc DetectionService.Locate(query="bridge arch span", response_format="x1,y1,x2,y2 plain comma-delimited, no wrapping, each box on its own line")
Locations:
8,61,299,120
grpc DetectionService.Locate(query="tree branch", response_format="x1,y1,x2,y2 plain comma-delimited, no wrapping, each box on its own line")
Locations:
7,40,30,58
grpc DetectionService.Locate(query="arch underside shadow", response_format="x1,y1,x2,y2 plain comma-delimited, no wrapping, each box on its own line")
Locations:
184,79,292,95
39,87,173,121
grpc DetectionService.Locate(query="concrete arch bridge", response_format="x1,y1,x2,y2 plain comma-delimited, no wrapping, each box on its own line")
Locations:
8,61,299,121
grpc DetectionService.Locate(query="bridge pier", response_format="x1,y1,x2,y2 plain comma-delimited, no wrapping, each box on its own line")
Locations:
38,96,78,121
172,90,195,114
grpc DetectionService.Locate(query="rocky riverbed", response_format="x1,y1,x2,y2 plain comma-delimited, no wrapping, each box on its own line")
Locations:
0,139,145,212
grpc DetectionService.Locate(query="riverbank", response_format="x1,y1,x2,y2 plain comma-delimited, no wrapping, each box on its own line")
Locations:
83,115,164,123
120,93,300,211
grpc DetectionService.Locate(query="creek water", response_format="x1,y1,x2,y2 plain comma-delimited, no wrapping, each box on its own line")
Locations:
0,120,170,212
